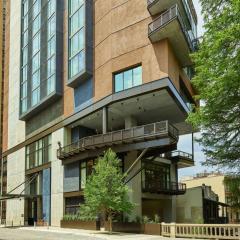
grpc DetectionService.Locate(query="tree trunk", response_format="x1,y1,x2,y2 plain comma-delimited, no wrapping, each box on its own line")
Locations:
109,213,112,234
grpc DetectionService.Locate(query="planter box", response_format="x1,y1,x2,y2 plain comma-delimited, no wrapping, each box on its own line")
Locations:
60,220,100,230
106,222,142,233
143,223,161,235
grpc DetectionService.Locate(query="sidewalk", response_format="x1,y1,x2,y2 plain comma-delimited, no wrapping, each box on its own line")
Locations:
20,226,201,240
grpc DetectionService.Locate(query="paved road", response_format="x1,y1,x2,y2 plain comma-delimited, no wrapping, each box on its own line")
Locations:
0,227,196,240
0,228,101,240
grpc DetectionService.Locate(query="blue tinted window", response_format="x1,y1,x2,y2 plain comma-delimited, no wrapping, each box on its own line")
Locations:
114,66,142,92
133,66,142,86
69,0,85,79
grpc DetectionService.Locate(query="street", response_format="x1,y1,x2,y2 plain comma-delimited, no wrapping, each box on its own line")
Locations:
0,227,182,240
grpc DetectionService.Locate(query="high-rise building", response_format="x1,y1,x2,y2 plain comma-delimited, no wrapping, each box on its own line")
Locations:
1,0,198,226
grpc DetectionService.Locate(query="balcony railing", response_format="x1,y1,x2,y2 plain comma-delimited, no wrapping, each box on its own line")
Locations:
142,180,186,195
57,121,179,160
148,4,195,52
169,150,193,159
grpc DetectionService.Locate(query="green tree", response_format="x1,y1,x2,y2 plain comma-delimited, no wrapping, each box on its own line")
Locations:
80,149,134,233
188,0,240,173
224,176,240,209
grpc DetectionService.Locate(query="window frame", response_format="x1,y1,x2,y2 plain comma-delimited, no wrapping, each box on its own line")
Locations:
113,65,142,93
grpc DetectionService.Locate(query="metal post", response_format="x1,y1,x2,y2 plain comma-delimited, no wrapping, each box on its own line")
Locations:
0,157,3,222
102,107,108,134
192,132,194,160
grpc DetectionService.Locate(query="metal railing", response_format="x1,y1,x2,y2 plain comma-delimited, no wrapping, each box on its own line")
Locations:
169,150,193,159
148,4,195,51
142,180,186,195
162,223,240,239
57,121,179,159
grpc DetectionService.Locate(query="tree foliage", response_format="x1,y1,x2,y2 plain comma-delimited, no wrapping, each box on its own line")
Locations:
224,176,240,209
188,0,240,173
79,149,134,232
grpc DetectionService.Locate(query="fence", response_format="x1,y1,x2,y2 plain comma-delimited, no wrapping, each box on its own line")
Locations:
162,223,240,239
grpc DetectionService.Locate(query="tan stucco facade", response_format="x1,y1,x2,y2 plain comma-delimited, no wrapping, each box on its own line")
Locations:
182,175,226,203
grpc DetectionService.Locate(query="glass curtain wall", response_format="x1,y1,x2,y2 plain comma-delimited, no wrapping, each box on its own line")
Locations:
26,135,52,170
68,0,85,79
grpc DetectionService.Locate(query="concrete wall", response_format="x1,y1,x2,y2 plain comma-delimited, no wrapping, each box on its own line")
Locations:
50,128,65,226
6,148,25,226
5,0,26,226
7,0,25,149
176,187,203,223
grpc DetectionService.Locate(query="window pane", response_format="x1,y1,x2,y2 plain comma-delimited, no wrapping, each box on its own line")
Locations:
48,0,56,18
70,0,84,15
47,56,55,77
22,47,28,65
32,88,40,106
70,55,78,77
78,50,84,72
70,6,84,36
32,0,41,19
22,65,28,82
47,37,55,57
32,70,40,89
124,69,133,89
47,75,55,94
32,15,40,36
32,33,40,55
32,52,40,73
133,66,142,86
115,73,123,92
21,82,28,98
23,30,28,47
23,0,29,16
48,16,56,39
21,98,27,113
23,15,28,31
70,29,84,57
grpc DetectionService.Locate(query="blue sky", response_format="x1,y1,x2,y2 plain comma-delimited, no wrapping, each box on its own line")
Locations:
178,1,215,178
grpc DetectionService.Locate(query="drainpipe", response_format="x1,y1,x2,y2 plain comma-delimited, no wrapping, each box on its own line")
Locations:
102,107,108,134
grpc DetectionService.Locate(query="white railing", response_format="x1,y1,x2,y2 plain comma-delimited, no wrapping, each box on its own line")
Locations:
162,223,240,239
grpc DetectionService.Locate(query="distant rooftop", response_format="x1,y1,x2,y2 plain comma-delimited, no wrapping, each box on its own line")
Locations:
181,171,224,181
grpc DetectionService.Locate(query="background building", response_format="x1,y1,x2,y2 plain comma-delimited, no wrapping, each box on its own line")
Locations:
176,184,228,224
182,172,240,223
0,0,198,226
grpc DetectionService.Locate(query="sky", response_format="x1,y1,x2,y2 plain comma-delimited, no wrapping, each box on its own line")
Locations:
178,1,215,178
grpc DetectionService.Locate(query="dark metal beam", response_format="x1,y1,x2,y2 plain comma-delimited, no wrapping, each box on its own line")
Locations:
61,138,172,165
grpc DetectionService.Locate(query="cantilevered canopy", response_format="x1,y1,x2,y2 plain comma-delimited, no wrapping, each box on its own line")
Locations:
0,173,40,201
68,81,193,135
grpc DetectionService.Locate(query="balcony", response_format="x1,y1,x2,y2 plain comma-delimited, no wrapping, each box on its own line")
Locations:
148,4,196,66
147,0,183,16
165,150,194,168
142,180,186,195
57,121,179,161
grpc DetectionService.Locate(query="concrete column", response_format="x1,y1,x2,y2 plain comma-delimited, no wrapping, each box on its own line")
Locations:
102,107,108,134
124,151,142,220
124,116,137,129
171,196,177,222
